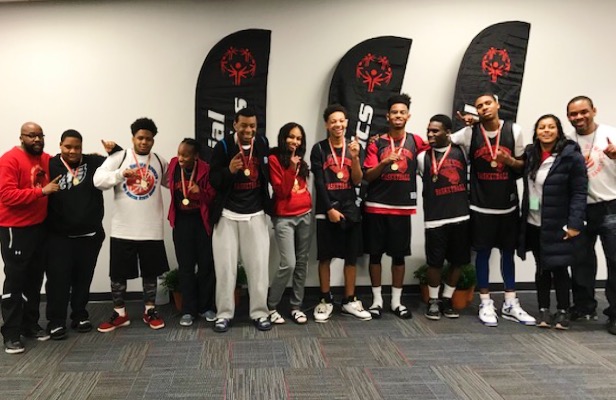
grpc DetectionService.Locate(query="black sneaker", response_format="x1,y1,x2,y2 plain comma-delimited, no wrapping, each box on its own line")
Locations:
48,325,67,340
608,319,616,335
570,309,598,321
4,339,25,354
553,310,570,330
71,319,93,333
441,298,459,319
253,317,272,331
425,299,441,321
537,308,551,328
23,325,50,341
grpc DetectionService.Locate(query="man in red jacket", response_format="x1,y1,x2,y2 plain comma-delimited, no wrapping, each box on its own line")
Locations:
0,122,60,354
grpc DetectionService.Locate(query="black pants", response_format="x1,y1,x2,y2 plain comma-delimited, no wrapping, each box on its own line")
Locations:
172,213,215,316
527,224,571,310
45,231,104,328
0,225,46,341
571,201,616,318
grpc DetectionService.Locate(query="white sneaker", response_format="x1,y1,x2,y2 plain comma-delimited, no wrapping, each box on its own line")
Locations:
341,299,372,321
479,300,498,327
268,310,286,324
502,298,537,326
313,301,334,323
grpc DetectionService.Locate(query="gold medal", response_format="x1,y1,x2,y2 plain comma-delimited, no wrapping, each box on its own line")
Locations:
72,177,80,186
182,198,189,206
490,160,498,168
140,180,148,189
391,163,399,171
432,174,438,183
336,171,344,179
244,168,251,177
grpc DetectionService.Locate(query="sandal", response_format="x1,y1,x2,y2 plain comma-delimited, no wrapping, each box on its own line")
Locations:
368,305,383,319
392,305,413,320
290,309,308,324
269,310,286,324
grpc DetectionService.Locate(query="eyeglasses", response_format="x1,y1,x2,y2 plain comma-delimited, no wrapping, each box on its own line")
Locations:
21,133,45,140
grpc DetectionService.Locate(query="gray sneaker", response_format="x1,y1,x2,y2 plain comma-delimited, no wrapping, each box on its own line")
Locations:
199,310,217,322
425,299,441,321
179,314,194,327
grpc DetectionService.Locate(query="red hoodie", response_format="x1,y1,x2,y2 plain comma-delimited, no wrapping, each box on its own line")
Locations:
269,154,312,217
0,146,51,227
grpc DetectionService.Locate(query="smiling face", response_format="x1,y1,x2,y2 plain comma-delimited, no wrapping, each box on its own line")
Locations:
426,121,450,148
234,115,257,146
60,137,82,164
177,142,197,170
20,123,45,155
387,103,410,131
325,111,348,140
535,117,560,147
132,129,154,155
285,126,303,154
567,99,596,135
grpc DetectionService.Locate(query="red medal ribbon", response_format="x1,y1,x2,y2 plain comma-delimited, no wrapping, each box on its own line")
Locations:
431,145,452,177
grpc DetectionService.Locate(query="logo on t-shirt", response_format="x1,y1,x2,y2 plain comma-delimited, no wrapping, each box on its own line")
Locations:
123,163,159,200
59,164,88,190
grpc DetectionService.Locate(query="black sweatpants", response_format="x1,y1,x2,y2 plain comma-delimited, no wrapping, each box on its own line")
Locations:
45,230,104,328
0,224,47,341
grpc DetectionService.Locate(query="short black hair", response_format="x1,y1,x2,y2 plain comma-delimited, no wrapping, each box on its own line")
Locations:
234,107,257,122
180,138,201,155
429,114,452,131
387,93,411,111
323,104,347,122
130,117,158,136
60,129,83,142
475,92,498,103
567,95,594,110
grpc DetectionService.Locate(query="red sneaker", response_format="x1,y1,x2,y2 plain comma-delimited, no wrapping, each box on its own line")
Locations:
143,309,165,330
97,311,130,333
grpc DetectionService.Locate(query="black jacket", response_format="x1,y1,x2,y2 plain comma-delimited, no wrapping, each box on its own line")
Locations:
517,140,587,269
209,133,272,225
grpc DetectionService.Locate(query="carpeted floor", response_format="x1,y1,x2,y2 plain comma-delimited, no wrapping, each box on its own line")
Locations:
1,291,615,400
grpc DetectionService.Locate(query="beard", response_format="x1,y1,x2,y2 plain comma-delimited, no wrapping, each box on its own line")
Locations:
23,143,43,155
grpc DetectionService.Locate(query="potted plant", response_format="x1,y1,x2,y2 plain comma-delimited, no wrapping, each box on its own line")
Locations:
413,263,476,309
161,269,182,312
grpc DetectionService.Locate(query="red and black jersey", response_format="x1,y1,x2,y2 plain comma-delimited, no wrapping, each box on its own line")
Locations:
363,133,425,215
469,121,518,210
422,145,469,222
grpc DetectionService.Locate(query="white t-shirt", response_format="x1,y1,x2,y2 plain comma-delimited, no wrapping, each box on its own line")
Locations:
527,155,555,226
450,120,524,214
566,124,616,204
93,149,169,240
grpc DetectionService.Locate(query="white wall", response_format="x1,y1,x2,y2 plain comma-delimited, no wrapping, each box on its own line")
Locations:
0,0,612,293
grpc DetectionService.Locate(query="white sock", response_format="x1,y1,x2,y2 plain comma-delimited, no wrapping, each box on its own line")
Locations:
479,293,491,305
504,291,516,306
371,286,383,308
428,285,440,300
442,284,455,299
391,287,402,310
115,307,126,317
145,304,155,312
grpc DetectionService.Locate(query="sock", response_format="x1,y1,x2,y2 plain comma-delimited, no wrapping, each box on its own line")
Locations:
320,292,333,303
479,293,491,305
442,284,455,299
371,286,383,308
428,285,440,300
115,307,126,317
342,295,356,305
504,291,516,306
145,304,155,312
391,287,402,310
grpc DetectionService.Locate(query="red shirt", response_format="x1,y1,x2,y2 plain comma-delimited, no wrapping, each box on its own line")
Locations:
0,147,51,227
268,154,312,217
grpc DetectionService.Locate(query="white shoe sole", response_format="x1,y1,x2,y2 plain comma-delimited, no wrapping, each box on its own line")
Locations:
341,311,372,321
502,314,536,325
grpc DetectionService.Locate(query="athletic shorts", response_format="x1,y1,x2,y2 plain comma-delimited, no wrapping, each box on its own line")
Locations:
110,237,169,280
425,221,471,267
363,213,411,258
470,210,518,251
316,219,362,264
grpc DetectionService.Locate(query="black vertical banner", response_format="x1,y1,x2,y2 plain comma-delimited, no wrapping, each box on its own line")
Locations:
195,29,271,161
328,36,412,149
451,21,531,131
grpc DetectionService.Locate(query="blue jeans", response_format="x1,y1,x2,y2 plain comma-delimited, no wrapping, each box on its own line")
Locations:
571,200,616,318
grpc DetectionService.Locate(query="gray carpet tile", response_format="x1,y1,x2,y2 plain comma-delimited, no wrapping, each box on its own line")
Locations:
1,292,616,399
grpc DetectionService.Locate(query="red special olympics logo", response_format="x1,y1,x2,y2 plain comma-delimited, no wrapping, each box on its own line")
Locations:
220,47,256,86
356,53,392,92
481,47,511,83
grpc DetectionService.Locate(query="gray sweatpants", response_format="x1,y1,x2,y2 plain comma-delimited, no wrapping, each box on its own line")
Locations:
267,212,312,310
212,214,269,320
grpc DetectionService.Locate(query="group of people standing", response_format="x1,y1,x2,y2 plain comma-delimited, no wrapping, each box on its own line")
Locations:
0,94,614,354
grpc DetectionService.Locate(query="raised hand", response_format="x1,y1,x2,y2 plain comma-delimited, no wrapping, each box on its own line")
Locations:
101,140,117,154
455,111,477,127
229,152,244,174
604,137,616,159
43,175,62,195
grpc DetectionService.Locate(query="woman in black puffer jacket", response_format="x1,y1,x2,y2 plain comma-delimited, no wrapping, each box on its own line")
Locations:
518,114,588,330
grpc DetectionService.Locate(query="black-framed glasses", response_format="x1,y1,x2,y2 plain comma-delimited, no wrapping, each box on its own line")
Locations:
21,133,45,139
